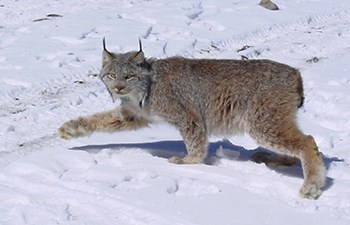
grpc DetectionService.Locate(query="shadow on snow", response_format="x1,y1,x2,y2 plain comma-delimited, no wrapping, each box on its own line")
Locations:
72,139,343,192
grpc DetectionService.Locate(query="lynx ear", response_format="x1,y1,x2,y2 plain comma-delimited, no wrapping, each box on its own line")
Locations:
131,38,145,64
102,37,114,66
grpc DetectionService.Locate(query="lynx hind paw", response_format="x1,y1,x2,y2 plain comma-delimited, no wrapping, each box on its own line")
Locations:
299,183,322,199
58,119,90,140
299,168,326,199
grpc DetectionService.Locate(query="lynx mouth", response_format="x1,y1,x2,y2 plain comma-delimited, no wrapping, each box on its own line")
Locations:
107,89,130,102
115,91,126,95
113,88,129,96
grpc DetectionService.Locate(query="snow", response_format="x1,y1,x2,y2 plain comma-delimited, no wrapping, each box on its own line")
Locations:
1,0,350,224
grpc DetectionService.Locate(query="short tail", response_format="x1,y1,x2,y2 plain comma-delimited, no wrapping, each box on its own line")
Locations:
298,95,305,108
296,69,304,108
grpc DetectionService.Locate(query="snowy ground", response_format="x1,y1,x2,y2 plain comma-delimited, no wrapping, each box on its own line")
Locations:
1,0,350,224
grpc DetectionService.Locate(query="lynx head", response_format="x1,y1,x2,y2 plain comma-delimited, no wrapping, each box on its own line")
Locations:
99,38,152,104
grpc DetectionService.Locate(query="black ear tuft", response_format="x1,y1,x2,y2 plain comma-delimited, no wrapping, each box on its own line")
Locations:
131,38,147,64
102,37,114,66
138,37,143,52
103,37,107,51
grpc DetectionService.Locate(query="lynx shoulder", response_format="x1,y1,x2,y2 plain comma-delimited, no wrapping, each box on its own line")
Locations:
58,39,325,199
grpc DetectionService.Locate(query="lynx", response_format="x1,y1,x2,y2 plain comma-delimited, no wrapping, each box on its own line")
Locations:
58,39,326,199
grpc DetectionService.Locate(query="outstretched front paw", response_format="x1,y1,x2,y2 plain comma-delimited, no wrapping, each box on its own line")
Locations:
58,118,91,140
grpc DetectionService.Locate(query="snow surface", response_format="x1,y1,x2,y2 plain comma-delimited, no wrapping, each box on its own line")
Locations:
1,0,350,224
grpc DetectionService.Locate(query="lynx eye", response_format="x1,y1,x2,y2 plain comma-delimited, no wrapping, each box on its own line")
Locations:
108,73,117,80
125,73,137,81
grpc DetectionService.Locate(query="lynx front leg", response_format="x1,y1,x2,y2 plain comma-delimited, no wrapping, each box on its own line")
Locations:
58,107,149,139
169,115,208,164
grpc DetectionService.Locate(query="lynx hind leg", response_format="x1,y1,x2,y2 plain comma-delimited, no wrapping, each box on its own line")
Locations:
250,125,325,199
252,152,297,167
298,135,326,199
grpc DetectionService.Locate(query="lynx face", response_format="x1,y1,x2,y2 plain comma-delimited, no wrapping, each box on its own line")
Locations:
100,52,140,100
99,40,151,104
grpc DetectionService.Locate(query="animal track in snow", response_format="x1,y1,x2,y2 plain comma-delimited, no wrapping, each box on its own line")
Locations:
167,178,221,197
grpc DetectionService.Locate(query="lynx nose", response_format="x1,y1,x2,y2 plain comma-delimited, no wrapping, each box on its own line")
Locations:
115,85,126,92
